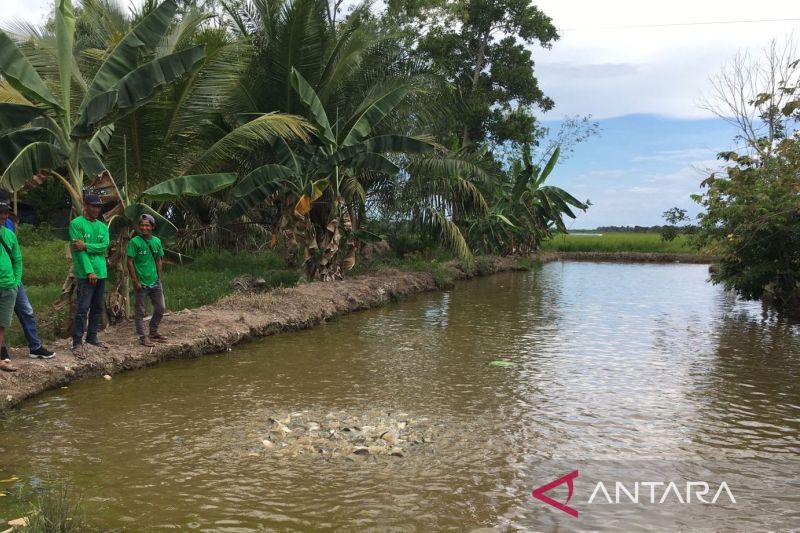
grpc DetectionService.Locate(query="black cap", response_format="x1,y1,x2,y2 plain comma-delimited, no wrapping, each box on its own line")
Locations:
84,193,103,206
0,201,10,212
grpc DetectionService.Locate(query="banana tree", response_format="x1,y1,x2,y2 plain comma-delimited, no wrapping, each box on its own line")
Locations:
0,0,208,207
227,68,435,280
1,0,304,323
466,146,589,254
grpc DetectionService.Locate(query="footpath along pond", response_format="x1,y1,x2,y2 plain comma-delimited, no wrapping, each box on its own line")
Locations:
0,262,798,531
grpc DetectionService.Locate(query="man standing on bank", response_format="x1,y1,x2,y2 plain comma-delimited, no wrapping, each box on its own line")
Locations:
0,201,22,372
70,193,110,357
0,192,55,366
127,214,166,347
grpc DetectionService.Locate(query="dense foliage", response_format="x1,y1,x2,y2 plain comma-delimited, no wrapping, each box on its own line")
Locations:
693,62,800,313
0,0,590,300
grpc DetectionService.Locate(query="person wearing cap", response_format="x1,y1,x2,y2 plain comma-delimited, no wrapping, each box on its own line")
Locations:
70,193,110,357
0,201,22,372
126,213,166,347
0,191,56,366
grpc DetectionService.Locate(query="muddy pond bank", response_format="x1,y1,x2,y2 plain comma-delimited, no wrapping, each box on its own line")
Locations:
0,252,717,409
0,257,527,409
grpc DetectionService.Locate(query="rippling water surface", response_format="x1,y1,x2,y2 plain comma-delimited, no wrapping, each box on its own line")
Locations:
1,263,798,531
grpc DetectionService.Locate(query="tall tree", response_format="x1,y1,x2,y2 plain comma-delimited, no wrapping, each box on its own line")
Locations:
693,51,800,314
700,37,800,158
385,0,558,150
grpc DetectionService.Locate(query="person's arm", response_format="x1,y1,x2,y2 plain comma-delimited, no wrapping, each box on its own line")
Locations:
84,223,110,254
156,239,164,281
127,257,141,290
9,233,22,287
69,219,94,275
126,239,141,289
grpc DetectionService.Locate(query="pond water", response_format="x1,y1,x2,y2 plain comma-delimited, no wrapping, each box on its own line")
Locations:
1,262,798,532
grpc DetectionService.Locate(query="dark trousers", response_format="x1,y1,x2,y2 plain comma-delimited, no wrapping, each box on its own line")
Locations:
134,283,165,339
2,284,44,351
73,278,105,347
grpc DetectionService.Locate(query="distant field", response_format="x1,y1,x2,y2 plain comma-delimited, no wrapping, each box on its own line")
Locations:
539,232,698,254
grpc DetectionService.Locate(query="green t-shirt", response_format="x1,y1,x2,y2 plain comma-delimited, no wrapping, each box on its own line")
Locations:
127,235,164,287
0,227,22,290
69,216,110,280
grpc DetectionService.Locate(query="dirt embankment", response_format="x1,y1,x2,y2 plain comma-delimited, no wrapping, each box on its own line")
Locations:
0,257,524,409
0,252,716,408
533,251,719,264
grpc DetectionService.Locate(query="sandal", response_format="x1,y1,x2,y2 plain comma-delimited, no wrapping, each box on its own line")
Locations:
87,340,110,349
140,337,155,347
0,360,17,372
150,333,168,341
71,344,86,360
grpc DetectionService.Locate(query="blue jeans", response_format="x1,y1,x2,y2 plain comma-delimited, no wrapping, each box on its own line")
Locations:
2,284,43,351
73,278,106,347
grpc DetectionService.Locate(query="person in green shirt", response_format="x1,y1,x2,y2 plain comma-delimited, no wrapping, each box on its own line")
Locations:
127,214,166,347
0,201,21,372
70,193,110,357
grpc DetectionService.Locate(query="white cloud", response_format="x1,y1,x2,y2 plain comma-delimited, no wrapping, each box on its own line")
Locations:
1,0,51,26
533,0,799,119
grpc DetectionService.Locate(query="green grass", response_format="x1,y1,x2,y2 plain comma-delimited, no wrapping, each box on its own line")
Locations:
351,250,458,288
161,250,297,310
0,476,92,533
539,232,699,254
5,228,297,346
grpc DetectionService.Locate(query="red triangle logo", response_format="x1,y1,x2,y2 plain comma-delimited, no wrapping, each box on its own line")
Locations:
532,470,579,517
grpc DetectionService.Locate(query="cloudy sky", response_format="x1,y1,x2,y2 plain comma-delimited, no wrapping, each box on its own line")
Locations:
2,0,799,227
530,0,798,227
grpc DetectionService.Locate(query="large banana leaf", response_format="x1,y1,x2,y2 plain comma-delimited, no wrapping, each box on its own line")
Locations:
0,103,47,129
511,165,533,202
0,32,62,110
73,46,207,137
273,137,303,174
345,152,400,175
81,0,178,107
0,127,55,167
106,213,130,241
78,142,107,177
539,145,560,183
341,85,409,147
140,173,238,201
226,164,294,220
89,124,115,154
1,142,67,191
55,0,76,119
290,68,335,146
230,164,294,199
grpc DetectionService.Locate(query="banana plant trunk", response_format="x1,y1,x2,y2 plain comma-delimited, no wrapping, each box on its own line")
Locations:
107,231,131,322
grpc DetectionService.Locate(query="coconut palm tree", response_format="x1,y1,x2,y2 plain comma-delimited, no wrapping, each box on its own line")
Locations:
219,0,496,272
227,68,435,279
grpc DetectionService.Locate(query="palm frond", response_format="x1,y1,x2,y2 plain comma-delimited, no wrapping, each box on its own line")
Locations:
421,209,473,264
189,113,311,174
